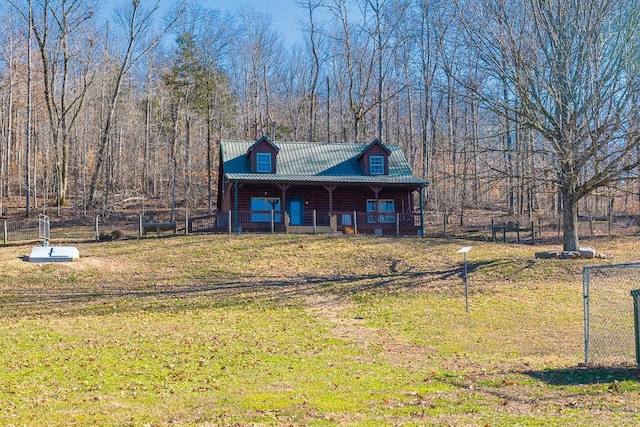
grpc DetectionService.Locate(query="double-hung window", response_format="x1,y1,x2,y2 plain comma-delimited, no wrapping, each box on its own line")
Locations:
256,152,272,173
251,197,282,222
366,199,395,224
369,155,385,175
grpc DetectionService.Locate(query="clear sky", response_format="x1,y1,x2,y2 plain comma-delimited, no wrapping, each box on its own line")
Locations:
205,0,303,44
101,0,305,46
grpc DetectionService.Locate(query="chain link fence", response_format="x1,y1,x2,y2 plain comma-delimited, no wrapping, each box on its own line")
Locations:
1,217,40,244
1,212,186,245
583,263,640,366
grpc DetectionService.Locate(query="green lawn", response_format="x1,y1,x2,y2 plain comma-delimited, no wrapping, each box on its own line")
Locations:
1,234,640,426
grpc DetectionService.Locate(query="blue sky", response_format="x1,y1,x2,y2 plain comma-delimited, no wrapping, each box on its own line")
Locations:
209,0,304,44
101,0,305,45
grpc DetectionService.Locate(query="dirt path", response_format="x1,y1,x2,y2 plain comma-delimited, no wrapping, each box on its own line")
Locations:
302,292,432,370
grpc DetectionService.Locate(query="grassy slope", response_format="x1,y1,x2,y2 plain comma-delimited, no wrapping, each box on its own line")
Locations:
1,234,640,426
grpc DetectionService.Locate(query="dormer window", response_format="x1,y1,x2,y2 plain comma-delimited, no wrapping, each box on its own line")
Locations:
256,152,272,173
247,136,279,173
369,155,385,175
358,139,390,175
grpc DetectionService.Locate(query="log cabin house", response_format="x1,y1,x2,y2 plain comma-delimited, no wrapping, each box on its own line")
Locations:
215,136,426,235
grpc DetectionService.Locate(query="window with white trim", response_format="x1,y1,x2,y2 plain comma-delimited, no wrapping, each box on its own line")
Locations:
251,197,282,222
366,199,395,223
256,152,272,173
369,155,385,175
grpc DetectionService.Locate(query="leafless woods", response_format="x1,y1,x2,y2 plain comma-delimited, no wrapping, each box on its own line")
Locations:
0,0,638,249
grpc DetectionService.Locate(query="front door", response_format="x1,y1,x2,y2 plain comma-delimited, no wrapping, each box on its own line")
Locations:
287,198,304,225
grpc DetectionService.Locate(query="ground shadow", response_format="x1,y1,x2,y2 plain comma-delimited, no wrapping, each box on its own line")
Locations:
4,237,533,318
526,366,640,385
458,259,516,279
0,264,468,318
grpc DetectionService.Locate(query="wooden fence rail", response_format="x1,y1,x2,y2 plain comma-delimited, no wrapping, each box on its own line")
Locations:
491,220,536,245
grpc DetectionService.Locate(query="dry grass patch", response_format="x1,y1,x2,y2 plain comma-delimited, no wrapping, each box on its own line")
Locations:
1,234,640,425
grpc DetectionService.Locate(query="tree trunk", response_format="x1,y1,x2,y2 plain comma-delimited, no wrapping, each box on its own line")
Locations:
562,192,579,251
169,103,179,222
206,107,213,214
25,48,31,215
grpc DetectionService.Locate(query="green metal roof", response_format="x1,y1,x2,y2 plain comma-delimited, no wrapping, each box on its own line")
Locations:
220,140,425,186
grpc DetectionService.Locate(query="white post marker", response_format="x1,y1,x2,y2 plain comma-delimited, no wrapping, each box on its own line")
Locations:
458,246,473,312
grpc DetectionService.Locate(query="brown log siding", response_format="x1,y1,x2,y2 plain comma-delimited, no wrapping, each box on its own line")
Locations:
230,183,416,216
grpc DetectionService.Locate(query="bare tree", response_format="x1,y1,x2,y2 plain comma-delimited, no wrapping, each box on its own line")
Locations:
456,0,640,250
193,8,235,213
88,0,184,209
0,8,24,214
361,0,407,140
12,0,98,208
25,0,33,215
298,0,324,141
327,0,376,143
230,7,284,140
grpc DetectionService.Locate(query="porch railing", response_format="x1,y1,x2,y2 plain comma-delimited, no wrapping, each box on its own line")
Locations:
189,210,423,236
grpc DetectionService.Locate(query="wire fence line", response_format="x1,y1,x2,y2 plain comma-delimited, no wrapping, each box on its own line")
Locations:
1,209,639,245
0,213,184,245
583,263,640,367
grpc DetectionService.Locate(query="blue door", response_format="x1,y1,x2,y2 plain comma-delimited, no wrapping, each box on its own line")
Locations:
287,199,304,225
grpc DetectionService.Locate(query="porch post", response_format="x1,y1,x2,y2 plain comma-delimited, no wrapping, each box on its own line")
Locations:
329,189,333,214
234,180,239,233
353,210,358,235
420,185,425,237
271,210,275,233
278,184,290,226
371,186,382,226
375,190,380,226
323,185,337,215
313,210,317,234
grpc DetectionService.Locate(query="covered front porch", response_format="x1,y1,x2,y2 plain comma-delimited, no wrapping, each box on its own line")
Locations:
215,180,425,236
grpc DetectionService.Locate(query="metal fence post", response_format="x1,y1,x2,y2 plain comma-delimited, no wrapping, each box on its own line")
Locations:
531,221,535,245
396,213,400,237
228,210,232,235
632,290,640,365
139,214,143,238
95,216,100,241
3,221,7,245
443,213,447,238
492,219,496,242
583,267,590,366
538,218,543,241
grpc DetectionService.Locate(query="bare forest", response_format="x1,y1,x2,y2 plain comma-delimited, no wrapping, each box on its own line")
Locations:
0,0,639,250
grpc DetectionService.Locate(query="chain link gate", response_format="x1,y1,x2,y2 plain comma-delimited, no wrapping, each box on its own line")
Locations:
583,263,640,366
38,213,50,245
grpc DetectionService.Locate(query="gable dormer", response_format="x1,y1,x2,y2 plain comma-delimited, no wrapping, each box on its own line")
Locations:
357,139,391,175
247,136,279,173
